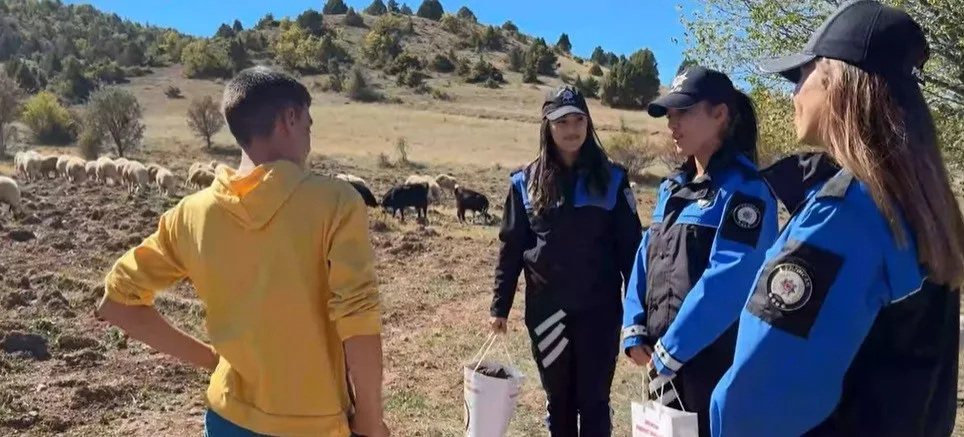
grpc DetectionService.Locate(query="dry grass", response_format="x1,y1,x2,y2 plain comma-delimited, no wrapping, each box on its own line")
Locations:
0,59,961,437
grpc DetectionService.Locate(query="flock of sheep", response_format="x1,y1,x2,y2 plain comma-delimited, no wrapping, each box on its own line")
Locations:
0,149,491,225
0,150,226,219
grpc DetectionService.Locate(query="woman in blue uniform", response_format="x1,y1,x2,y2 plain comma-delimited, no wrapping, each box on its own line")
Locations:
710,1,964,436
620,65,779,437
490,85,643,437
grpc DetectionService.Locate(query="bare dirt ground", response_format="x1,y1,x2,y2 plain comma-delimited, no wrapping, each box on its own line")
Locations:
1,64,961,436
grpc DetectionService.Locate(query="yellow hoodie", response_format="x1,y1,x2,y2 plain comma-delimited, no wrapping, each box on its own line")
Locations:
102,160,381,437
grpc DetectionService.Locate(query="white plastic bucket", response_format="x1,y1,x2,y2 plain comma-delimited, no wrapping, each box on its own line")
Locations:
463,333,525,437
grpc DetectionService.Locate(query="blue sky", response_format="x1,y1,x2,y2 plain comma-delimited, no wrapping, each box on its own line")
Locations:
63,0,693,85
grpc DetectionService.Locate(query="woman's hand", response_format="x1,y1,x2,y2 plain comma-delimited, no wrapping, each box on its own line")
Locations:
490,317,507,334
628,345,653,367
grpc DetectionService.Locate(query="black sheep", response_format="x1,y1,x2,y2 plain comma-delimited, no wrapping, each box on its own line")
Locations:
381,182,428,221
454,185,489,223
348,181,378,207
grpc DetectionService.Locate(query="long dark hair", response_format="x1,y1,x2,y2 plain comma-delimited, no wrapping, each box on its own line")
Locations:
527,117,611,215
707,89,759,164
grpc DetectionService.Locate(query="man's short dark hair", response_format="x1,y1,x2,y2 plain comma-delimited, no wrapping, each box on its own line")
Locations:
221,66,312,148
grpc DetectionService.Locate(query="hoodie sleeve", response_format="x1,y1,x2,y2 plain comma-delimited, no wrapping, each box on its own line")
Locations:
103,206,187,306
326,185,382,341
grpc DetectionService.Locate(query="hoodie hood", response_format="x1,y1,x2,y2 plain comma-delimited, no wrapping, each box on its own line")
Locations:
211,160,308,230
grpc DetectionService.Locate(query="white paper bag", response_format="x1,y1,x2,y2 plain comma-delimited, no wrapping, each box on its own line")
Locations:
632,400,699,437
463,333,525,437
631,369,699,437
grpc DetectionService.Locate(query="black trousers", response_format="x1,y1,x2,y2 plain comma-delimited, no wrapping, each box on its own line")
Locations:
525,301,621,437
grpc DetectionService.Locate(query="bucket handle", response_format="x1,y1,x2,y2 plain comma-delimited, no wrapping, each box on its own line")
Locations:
470,332,517,373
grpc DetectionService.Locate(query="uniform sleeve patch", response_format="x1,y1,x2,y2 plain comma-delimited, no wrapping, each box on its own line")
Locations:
718,191,766,247
623,187,637,215
746,239,844,339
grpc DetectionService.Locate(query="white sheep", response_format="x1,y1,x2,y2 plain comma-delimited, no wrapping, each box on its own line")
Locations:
185,162,207,187
146,163,163,182
56,155,72,179
188,167,215,190
95,159,120,186
336,173,368,186
155,168,177,196
435,173,458,193
64,158,87,184
123,161,151,195
14,151,41,181
85,161,98,182
0,176,23,217
405,174,443,203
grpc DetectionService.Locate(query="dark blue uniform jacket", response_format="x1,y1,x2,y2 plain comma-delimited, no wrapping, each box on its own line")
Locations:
621,148,779,377
491,160,643,318
710,152,959,437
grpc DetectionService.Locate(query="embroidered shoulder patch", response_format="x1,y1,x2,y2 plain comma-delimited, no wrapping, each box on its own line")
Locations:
733,203,762,229
719,191,766,247
746,240,845,339
765,263,813,311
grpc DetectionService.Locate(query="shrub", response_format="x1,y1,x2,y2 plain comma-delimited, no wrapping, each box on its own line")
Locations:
462,58,503,85
77,122,103,160
386,52,423,75
396,69,425,88
345,8,366,27
164,85,183,99
573,75,600,99
429,53,455,73
589,63,603,76
20,91,76,145
506,47,524,72
187,95,225,149
85,87,146,157
296,10,325,36
456,6,477,22
605,132,656,181
346,67,383,102
0,71,23,157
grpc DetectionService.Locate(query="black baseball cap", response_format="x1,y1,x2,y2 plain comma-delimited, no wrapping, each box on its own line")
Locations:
647,66,737,118
756,0,929,84
543,86,589,121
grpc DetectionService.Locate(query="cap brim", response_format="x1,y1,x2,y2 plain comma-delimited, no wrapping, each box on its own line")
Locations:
647,93,699,118
756,52,816,84
545,106,586,121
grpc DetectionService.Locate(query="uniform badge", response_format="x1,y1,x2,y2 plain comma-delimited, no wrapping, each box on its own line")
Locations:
623,187,637,214
766,263,813,311
732,203,762,229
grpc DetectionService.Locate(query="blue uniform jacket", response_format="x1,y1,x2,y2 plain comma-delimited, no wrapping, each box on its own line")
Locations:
710,152,959,437
491,160,643,318
621,148,779,377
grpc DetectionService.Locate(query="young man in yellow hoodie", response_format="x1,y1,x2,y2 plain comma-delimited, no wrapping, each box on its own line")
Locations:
95,66,388,437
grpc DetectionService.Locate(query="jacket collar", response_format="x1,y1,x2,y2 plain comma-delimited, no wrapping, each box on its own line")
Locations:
760,151,849,214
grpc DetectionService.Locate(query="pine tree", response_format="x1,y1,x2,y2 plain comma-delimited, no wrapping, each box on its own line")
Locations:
365,0,388,15
323,0,349,14
556,33,572,54
416,0,444,20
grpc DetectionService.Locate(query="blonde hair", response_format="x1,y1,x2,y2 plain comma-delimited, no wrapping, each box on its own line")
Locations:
819,57,964,288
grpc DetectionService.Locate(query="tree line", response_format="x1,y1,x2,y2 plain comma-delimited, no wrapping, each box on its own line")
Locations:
678,0,964,167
